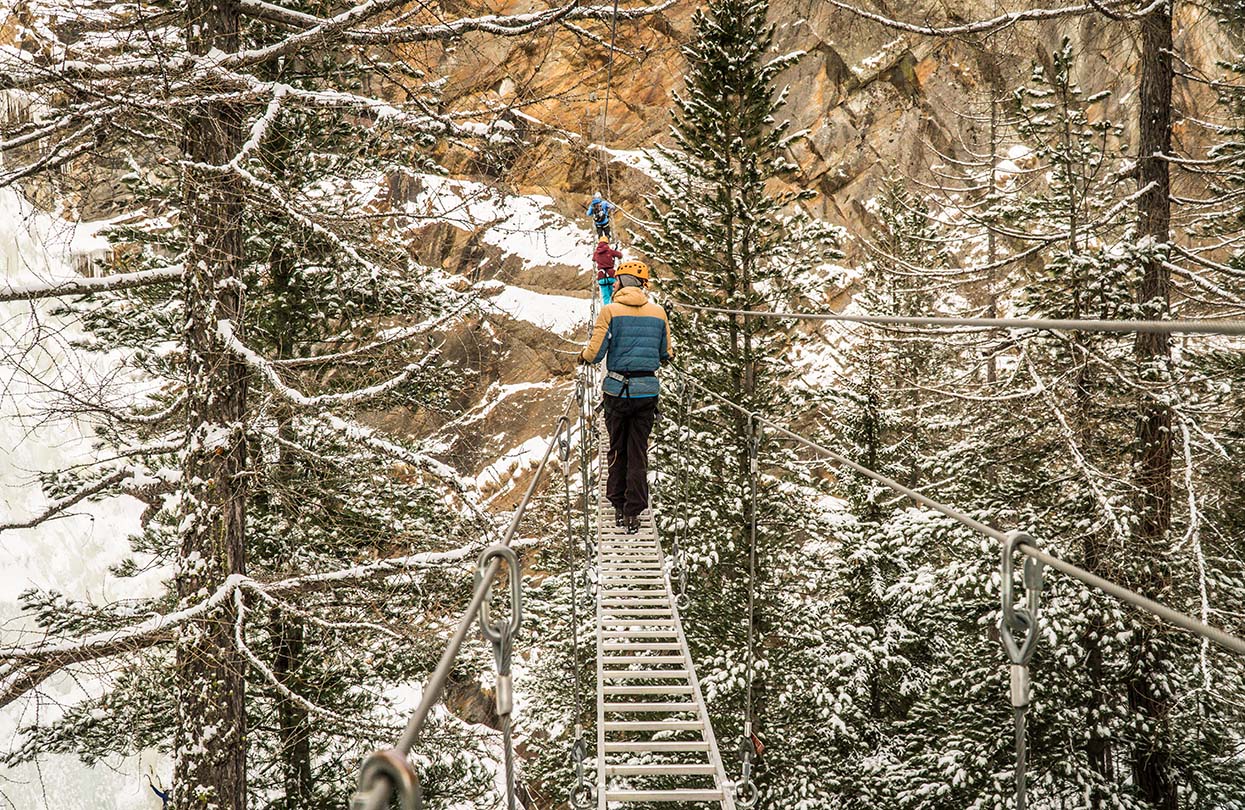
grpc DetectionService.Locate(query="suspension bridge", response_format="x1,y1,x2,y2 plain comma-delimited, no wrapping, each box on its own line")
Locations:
346,305,1245,810
343,3,1245,804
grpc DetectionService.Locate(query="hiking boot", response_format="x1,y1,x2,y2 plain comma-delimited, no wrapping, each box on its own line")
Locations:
614,508,624,527
624,515,641,534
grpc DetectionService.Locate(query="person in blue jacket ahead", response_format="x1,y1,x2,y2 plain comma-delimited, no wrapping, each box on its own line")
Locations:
579,260,673,533
587,192,616,239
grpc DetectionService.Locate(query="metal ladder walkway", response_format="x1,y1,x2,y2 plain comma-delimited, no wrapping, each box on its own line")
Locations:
594,422,736,809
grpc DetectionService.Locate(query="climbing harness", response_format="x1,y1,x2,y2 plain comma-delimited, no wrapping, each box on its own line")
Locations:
999,532,1043,810
733,417,761,809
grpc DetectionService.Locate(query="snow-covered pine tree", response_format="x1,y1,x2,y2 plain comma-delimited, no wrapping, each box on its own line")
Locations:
637,0,843,803
843,38,1245,808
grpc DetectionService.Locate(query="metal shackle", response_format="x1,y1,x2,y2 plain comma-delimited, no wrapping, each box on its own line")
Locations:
351,749,422,810
476,545,523,645
559,421,571,464
999,531,1043,666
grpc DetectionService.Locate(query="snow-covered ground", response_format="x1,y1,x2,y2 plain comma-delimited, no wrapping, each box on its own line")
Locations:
405,174,587,270
0,187,167,809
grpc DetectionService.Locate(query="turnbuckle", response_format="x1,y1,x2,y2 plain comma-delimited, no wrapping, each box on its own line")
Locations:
1000,531,1042,810
733,722,759,809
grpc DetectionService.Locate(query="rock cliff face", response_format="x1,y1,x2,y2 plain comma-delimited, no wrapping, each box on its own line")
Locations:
423,0,1229,246
4,0,1234,492
399,0,1233,491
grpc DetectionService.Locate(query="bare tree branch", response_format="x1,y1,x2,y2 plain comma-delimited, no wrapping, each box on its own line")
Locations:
0,470,134,532
823,0,1164,36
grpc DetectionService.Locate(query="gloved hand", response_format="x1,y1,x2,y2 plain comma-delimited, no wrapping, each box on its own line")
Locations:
577,355,592,366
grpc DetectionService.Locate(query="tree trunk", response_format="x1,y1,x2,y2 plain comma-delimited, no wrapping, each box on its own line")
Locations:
173,0,248,805
272,608,313,807
1130,5,1176,808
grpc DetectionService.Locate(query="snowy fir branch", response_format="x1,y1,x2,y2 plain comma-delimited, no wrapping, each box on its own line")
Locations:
0,544,477,709
0,266,181,303
217,318,439,408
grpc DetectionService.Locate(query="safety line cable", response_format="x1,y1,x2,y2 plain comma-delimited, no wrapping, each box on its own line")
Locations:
668,366,1245,656
667,300,1245,337
599,0,621,200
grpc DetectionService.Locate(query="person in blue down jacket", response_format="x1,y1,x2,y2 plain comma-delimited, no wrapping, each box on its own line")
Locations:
579,260,673,534
586,192,616,239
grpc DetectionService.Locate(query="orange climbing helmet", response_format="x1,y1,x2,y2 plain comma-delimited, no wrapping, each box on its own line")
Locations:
598,235,609,243
615,260,651,282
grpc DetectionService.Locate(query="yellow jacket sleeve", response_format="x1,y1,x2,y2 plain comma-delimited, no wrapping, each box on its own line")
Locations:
582,307,613,363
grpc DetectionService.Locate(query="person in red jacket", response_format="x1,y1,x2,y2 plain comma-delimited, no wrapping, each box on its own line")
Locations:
593,236,623,305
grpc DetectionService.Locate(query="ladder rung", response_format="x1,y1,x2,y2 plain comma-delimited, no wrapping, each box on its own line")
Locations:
599,606,672,613
597,592,667,599
595,594,667,602
600,619,676,626
602,685,694,695
600,669,688,680
605,764,716,776
603,741,709,753
602,655,687,665
602,702,699,712
602,643,682,651
601,631,679,638
605,789,724,802
603,720,703,732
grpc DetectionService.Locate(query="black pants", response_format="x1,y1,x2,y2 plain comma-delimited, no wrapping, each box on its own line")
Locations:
604,394,658,517
595,222,612,238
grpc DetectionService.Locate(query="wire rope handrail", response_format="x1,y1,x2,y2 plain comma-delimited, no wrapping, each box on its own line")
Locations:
350,392,578,810
667,300,1245,337
666,365,1245,656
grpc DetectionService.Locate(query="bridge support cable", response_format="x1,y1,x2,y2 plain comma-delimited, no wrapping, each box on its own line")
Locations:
592,414,737,808
562,411,596,809
350,394,577,810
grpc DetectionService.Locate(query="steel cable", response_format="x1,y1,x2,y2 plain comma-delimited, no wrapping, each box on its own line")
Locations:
734,417,761,807
667,300,1245,337
599,0,621,200
667,365,1245,656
